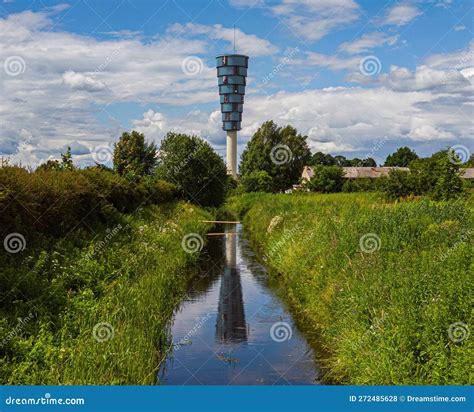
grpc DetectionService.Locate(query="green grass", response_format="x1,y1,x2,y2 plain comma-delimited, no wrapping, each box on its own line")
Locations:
1,202,212,384
225,192,473,385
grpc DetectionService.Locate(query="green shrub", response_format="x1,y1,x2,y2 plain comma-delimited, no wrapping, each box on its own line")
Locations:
0,166,176,239
380,170,416,199
305,165,345,193
156,132,228,207
239,170,273,193
342,178,382,192
381,151,466,200
0,203,212,384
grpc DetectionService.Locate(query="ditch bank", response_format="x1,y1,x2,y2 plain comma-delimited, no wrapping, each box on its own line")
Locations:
1,202,213,384
224,193,472,385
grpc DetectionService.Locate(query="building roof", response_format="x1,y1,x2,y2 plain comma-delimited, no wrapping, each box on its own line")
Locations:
302,166,474,180
461,168,474,179
342,166,409,178
215,54,249,58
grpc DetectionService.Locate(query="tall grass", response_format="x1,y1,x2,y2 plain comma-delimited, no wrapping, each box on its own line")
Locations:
1,203,212,384
225,193,472,384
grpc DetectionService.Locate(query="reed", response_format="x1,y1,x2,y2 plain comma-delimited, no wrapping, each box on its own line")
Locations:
225,192,472,384
0,203,212,384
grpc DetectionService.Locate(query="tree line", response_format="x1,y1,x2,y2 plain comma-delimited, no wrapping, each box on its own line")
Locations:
33,120,472,206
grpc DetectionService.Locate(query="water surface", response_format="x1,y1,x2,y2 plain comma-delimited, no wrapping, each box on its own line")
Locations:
159,225,320,385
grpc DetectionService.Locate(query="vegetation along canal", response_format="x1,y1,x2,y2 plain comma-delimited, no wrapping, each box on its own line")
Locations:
159,224,320,385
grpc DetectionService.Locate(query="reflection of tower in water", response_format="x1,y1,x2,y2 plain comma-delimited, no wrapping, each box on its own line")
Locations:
216,228,247,343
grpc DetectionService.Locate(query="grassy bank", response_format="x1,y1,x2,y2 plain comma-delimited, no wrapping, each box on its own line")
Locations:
1,202,212,384
225,193,472,385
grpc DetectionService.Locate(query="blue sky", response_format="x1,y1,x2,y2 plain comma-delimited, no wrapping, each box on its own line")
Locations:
0,0,472,167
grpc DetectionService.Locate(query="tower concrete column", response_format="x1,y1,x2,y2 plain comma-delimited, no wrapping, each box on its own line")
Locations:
226,130,237,178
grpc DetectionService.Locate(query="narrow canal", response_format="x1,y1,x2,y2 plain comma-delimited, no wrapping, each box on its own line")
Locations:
159,224,320,385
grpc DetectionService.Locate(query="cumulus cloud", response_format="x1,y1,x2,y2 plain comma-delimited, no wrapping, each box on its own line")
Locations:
425,41,474,70
133,110,168,142
0,8,233,166
132,109,223,151
1,6,472,167
238,79,473,157
378,64,472,93
62,71,107,92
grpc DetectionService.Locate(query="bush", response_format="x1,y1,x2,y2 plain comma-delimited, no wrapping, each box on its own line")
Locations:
381,151,466,200
156,132,228,207
0,167,104,237
342,178,381,193
305,165,345,193
380,170,416,200
0,166,176,238
239,170,273,193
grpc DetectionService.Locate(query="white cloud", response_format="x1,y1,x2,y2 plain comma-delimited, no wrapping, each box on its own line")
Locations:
1,6,472,167
378,64,472,93
167,23,278,56
425,41,474,70
383,4,422,26
133,110,168,142
0,9,224,166
408,123,453,140
238,75,473,153
338,32,399,54
132,109,223,150
62,71,107,92
270,0,360,42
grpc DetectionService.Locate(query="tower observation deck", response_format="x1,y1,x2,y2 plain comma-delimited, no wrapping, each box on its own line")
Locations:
216,54,249,177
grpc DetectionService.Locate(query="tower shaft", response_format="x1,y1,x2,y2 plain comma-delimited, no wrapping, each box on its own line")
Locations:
226,130,237,177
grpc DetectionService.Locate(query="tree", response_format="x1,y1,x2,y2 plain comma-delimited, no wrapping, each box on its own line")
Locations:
305,165,345,193
381,170,415,199
156,132,228,207
61,146,74,170
384,146,418,167
360,157,377,167
240,121,311,192
310,152,335,166
37,146,74,171
410,150,464,200
36,160,61,171
333,155,348,167
431,152,465,200
113,131,158,178
239,170,273,193
310,152,377,168
381,150,465,200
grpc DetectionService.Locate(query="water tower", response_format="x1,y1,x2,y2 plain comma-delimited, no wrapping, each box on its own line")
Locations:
216,54,249,177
